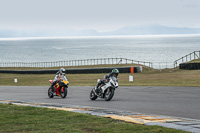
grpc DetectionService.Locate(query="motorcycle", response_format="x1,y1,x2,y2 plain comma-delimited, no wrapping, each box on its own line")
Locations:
90,76,118,101
48,76,69,98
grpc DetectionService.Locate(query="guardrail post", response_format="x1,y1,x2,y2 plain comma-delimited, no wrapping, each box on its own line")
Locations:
186,55,187,62
199,51,200,58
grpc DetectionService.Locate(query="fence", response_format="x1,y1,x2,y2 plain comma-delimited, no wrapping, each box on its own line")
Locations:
174,51,200,68
0,58,153,68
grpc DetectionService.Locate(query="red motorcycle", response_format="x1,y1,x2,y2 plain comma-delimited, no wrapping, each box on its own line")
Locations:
48,77,69,98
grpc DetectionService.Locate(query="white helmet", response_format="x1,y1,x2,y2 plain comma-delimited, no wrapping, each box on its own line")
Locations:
59,68,65,74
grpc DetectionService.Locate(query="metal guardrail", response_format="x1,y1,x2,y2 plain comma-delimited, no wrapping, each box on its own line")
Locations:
0,67,142,74
174,51,200,68
0,58,153,68
179,62,200,70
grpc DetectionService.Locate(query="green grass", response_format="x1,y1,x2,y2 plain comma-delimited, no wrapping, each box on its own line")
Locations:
188,58,200,63
0,63,200,86
0,103,188,133
1,67,200,86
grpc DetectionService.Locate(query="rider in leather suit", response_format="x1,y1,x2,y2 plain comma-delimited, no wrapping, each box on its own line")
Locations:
50,68,67,92
95,69,119,93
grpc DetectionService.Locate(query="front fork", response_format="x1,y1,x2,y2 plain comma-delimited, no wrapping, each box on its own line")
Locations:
93,88,98,96
61,87,64,93
55,85,60,95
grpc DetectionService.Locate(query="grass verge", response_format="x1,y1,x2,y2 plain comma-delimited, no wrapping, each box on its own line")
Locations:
1,68,200,86
188,59,200,63
0,103,188,133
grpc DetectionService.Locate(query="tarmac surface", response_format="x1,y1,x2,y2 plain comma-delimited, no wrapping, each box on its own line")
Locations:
0,86,200,132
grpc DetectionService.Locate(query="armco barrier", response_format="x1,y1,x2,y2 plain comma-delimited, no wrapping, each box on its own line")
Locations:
179,63,200,70
0,66,142,74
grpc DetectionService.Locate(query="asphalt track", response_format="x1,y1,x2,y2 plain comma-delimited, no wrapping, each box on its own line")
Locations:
0,86,199,120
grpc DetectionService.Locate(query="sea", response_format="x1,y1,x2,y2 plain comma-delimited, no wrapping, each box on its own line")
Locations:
0,34,200,68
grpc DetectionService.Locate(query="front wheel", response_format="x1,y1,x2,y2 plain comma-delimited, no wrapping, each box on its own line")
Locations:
48,87,54,98
104,88,115,101
60,87,68,98
90,89,98,100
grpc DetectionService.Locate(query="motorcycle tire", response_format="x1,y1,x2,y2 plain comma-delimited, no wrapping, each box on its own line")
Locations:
90,89,98,100
48,87,54,98
60,86,68,98
104,88,115,101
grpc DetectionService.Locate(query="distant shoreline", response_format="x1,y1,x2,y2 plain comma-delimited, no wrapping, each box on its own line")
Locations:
1,34,200,40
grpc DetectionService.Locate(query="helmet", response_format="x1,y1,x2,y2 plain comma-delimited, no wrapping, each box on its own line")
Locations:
59,68,65,74
111,69,119,77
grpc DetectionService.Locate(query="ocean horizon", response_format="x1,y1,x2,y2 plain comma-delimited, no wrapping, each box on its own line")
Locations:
1,34,200,40
0,34,200,68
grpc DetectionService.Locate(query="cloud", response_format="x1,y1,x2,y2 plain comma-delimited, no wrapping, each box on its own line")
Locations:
183,4,199,8
0,0,200,30
179,0,199,8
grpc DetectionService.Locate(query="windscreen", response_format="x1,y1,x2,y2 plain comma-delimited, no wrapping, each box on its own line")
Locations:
111,76,117,82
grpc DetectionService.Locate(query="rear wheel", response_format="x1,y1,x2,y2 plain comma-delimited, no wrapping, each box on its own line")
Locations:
60,87,68,98
48,87,54,98
104,88,114,101
90,89,97,100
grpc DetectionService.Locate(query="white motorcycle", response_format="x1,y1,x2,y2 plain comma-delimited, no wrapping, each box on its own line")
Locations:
90,76,118,101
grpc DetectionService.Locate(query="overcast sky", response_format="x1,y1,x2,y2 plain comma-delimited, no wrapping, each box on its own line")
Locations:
0,0,200,31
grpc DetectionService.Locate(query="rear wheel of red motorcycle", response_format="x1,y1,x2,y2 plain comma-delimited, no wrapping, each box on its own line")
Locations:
60,87,68,98
48,87,54,98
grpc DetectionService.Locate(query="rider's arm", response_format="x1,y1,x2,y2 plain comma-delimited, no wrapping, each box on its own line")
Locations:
104,73,111,79
63,74,68,81
53,72,59,81
53,75,58,81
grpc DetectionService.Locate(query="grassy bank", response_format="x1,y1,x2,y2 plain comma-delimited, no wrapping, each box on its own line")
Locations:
0,64,200,86
0,103,188,133
0,68,200,86
189,59,200,63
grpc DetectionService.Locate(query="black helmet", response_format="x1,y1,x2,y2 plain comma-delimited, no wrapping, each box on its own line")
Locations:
59,68,65,74
111,69,119,77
